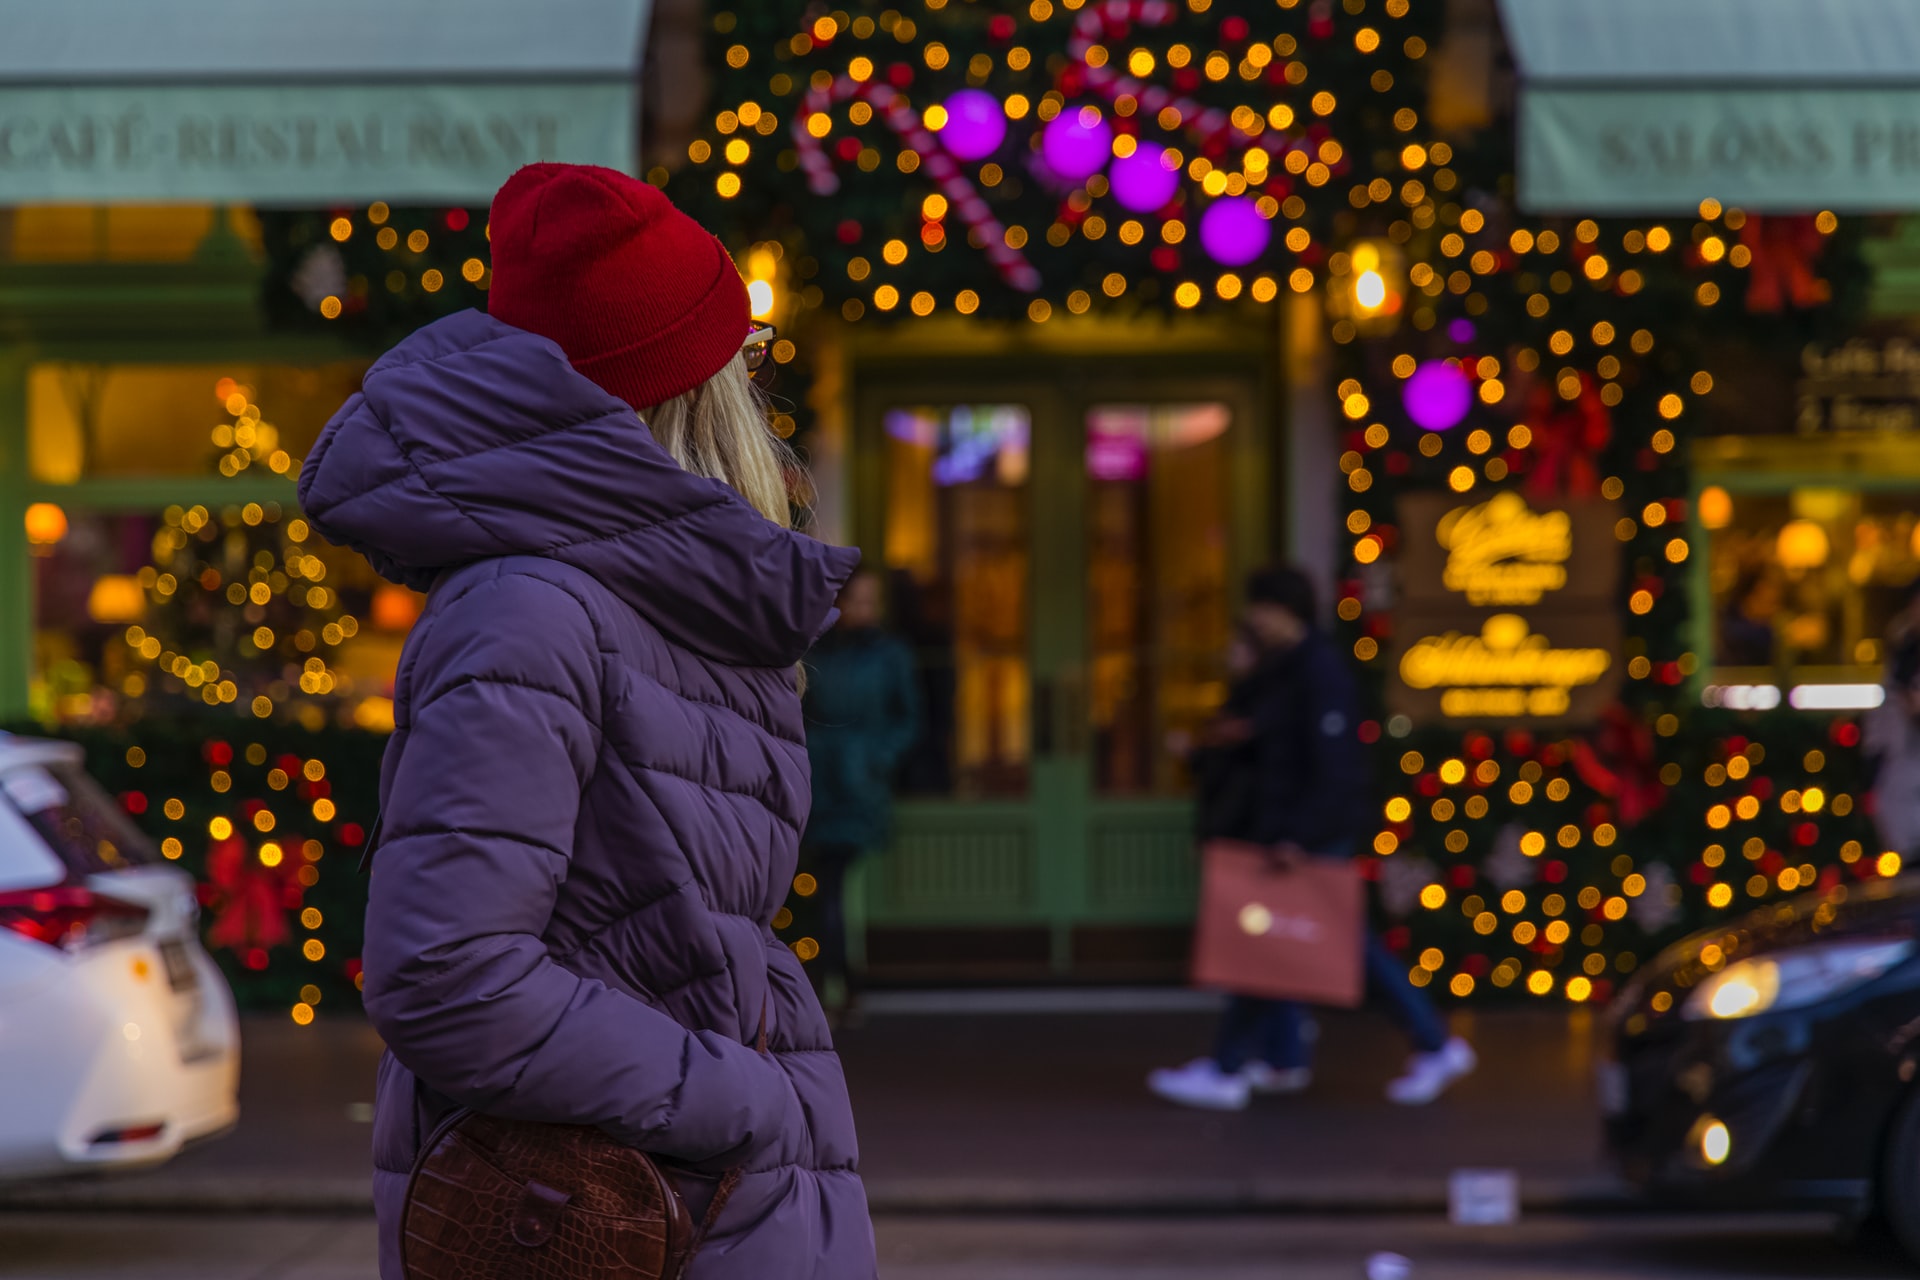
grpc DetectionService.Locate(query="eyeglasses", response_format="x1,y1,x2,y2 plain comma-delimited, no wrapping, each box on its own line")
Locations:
742,325,776,374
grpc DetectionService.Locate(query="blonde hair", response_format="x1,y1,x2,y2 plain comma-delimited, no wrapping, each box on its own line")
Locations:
640,353,795,528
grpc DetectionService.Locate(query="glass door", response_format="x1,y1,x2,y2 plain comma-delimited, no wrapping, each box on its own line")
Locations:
857,370,1265,973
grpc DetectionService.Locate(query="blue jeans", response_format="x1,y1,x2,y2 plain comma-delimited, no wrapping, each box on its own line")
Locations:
1212,933,1449,1073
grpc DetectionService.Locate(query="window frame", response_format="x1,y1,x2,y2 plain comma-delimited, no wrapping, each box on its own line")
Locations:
1692,433,1920,701
0,334,362,720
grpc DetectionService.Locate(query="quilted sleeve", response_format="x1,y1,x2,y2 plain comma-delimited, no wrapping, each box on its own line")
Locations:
360,569,801,1168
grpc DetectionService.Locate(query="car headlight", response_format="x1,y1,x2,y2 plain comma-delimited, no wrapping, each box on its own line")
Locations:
1683,938,1914,1021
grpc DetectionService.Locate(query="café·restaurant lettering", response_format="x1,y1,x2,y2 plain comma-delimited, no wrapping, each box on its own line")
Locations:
0,85,630,203
0,111,559,175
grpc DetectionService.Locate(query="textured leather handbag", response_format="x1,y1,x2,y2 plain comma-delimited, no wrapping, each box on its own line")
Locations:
399,1014,766,1280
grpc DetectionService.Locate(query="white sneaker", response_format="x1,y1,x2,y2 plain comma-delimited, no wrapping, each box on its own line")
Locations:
1245,1062,1313,1094
1147,1058,1253,1111
1386,1037,1477,1105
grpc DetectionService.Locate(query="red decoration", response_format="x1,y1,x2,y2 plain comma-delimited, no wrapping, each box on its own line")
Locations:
1522,372,1611,500
1567,704,1666,827
203,834,293,957
1741,215,1830,313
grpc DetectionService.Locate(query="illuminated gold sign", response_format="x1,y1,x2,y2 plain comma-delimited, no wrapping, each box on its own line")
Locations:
1391,491,1623,727
1399,614,1613,718
1435,492,1570,606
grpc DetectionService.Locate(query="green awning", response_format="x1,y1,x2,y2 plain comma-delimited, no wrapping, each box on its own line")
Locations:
1501,0,1920,214
0,0,649,205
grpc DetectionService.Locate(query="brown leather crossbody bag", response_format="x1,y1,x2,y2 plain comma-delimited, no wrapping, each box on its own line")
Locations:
398,1014,766,1280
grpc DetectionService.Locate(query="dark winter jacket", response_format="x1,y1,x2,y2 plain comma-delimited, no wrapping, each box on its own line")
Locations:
297,310,874,1279
1240,631,1370,853
802,628,920,851
1191,676,1261,843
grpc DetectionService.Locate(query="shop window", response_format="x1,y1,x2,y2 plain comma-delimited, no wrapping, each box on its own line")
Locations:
1086,402,1234,795
4,205,263,263
30,505,418,729
883,404,1032,798
27,362,363,482
1705,484,1920,685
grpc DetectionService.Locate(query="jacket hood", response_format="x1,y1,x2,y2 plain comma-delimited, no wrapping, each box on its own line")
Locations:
297,310,857,669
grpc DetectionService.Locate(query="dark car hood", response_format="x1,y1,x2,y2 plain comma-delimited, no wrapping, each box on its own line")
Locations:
1637,875,1920,1005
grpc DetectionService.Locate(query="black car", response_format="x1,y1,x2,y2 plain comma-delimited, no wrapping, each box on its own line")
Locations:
1603,874,1920,1254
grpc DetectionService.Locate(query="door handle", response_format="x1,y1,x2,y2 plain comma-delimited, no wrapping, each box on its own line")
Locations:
1032,677,1056,756
1058,668,1088,757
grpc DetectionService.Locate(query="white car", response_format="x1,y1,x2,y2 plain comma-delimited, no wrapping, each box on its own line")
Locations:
0,733,239,1177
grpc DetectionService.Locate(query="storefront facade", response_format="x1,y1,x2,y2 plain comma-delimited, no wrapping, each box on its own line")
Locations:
7,0,1920,1003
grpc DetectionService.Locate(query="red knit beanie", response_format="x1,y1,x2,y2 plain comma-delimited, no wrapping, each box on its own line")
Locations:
487,163,750,409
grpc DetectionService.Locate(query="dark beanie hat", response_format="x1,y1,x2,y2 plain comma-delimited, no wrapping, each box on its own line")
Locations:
487,163,750,409
1246,565,1318,624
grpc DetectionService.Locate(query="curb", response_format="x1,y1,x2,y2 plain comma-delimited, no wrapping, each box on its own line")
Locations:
0,1174,1636,1217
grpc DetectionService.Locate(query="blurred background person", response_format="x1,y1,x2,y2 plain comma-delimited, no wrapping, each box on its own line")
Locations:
1868,578,1920,859
804,568,922,1021
1149,566,1476,1111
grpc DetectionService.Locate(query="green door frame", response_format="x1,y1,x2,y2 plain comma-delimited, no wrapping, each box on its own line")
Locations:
851,350,1276,971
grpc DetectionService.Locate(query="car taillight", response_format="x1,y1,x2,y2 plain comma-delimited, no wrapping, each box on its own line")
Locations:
0,886,149,951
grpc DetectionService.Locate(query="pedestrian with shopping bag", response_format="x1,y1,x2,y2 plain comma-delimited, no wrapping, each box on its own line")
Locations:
1149,567,1476,1111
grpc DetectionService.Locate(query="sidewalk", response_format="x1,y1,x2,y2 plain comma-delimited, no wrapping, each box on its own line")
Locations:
0,1003,1623,1214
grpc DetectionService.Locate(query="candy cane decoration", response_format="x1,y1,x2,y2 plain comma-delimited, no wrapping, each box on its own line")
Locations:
1068,0,1230,145
1068,0,1299,161
794,75,1041,293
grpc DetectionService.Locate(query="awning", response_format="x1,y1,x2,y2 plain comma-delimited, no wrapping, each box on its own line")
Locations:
0,0,650,205
1502,0,1920,214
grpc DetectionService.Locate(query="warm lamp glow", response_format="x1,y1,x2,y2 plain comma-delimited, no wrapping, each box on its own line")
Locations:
1698,485,1734,530
24,502,67,546
1776,519,1830,570
747,278,776,320
1355,269,1387,310
87,575,146,623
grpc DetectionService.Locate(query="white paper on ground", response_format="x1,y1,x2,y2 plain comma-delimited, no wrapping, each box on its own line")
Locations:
1449,1167,1520,1225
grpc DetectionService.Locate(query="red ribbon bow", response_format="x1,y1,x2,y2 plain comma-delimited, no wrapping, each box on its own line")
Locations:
1568,704,1667,829
1522,372,1611,501
1741,215,1830,314
202,834,293,955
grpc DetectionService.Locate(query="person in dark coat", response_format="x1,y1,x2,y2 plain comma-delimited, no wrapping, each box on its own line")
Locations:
1149,566,1475,1111
802,568,921,1013
298,165,875,1279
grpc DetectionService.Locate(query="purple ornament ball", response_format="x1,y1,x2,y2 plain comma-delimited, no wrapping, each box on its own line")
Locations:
1403,360,1474,432
1109,145,1182,213
1197,196,1271,267
1042,104,1113,182
939,89,1007,162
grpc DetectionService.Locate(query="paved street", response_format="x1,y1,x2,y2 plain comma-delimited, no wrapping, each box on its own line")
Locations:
0,1212,1897,1280
1,1005,1619,1214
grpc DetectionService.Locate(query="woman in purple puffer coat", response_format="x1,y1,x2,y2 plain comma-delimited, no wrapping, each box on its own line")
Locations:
297,164,875,1279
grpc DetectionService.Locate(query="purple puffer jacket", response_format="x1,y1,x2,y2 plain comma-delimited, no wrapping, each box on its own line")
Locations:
297,310,874,1279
